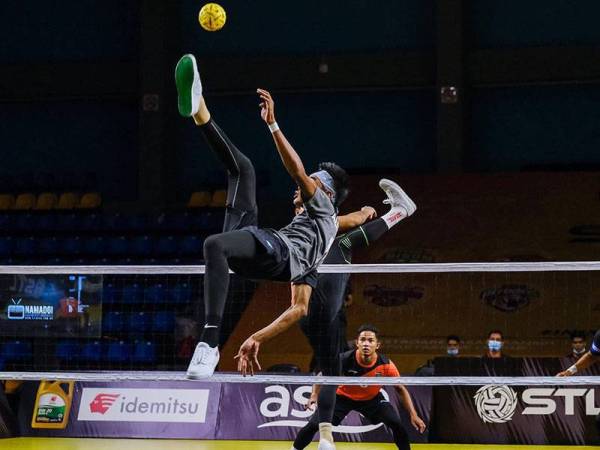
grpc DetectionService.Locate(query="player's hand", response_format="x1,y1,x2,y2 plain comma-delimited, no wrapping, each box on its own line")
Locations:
257,88,276,125
235,336,262,376
411,414,426,433
361,206,377,220
557,370,571,377
305,394,318,411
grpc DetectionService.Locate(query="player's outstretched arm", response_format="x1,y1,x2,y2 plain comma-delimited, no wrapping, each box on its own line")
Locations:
557,351,598,376
395,385,426,433
235,284,312,376
257,88,317,200
338,206,377,233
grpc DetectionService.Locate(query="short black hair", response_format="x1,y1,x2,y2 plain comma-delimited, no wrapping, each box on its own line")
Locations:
357,323,379,339
447,335,461,343
318,161,349,207
571,331,587,341
488,329,504,340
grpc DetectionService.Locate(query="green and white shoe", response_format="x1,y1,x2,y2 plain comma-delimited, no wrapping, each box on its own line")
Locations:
175,54,202,117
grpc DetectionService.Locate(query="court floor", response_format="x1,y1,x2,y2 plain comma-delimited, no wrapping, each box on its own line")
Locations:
0,439,596,450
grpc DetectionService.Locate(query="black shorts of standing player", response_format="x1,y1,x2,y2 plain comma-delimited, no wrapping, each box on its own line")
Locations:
294,393,410,450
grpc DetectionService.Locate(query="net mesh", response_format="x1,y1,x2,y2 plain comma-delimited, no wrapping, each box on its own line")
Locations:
0,263,598,377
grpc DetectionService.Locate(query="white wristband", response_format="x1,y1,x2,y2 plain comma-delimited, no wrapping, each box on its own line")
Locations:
567,365,578,375
268,122,279,133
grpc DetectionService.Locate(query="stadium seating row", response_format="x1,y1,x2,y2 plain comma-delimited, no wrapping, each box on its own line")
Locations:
0,340,158,364
0,189,227,211
0,235,204,258
103,282,195,304
0,211,224,233
103,311,176,333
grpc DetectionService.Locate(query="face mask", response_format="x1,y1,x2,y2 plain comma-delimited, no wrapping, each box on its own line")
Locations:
573,347,586,355
488,340,502,352
447,348,459,356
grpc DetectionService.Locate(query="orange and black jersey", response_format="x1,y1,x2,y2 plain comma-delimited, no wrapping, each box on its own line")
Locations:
336,349,400,402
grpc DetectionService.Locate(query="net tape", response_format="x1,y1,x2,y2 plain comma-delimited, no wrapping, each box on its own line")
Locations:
0,372,598,385
1,261,599,274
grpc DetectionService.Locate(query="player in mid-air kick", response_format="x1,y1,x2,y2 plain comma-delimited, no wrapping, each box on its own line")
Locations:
176,53,377,380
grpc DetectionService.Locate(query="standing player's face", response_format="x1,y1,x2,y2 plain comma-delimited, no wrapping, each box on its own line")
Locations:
356,331,379,357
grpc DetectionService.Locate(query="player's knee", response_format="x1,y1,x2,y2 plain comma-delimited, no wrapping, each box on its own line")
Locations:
203,234,225,259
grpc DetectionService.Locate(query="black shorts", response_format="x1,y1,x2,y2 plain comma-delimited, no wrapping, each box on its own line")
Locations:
228,226,291,282
308,392,393,427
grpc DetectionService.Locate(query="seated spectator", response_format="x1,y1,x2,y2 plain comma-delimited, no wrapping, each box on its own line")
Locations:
483,330,505,358
446,335,461,357
566,331,587,361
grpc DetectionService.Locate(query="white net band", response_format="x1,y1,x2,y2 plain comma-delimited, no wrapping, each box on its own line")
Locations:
1,372,599,385
0,261,600,274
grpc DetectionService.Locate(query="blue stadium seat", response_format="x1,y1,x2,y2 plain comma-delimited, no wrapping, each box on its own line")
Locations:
133,341,156,363
121,283,143,303
83,237,106,256
14,214,33,231
55,340,80,361
130,235,153,257
81,341,103,361
145,283,166,303
106,236,128,257
129,312,150,332
80,213,102,232
59,236,82,255
155,236,178,256
159,212,191,232
1,341,33,361
103,213,128,231
14,237,36,256
102,282,119,304
106,341,131,362
0,237,13,258
103,311,125,333
169,282,193,304
38,237,59,256
35,213,57,232
179,235,203,256
153,311,176,333
55,213,78,231
123,214,148,232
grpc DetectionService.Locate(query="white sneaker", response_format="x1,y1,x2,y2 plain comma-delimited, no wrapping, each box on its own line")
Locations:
379,178,417,217
317,439,336,450
175,54,203,117
186,342,220,379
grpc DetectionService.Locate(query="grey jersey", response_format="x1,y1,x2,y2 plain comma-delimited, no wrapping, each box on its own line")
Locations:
274,188,338,281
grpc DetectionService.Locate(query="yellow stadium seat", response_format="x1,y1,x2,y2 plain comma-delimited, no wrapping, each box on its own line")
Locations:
0,194,15,210
209,190,227,208
78,192,102,209
34,192,58,210
57,192,80,210
13,193,36,210
187,191,211,208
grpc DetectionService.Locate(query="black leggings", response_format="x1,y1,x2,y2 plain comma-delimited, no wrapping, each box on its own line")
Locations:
199,119,260,346
293,394,410,450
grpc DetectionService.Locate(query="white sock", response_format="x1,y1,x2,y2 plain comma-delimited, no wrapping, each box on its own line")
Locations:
319,422,334,443
382,207,407,229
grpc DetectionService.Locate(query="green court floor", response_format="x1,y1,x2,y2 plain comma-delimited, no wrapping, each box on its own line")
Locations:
0,439,596,450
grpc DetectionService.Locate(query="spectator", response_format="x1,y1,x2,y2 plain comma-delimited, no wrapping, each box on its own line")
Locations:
446,335,461,357
484,330,504,358
567,331,587,360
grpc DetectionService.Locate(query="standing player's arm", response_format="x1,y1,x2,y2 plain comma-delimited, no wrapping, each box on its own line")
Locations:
394,384,426,433
338,207,377,233
257,88,317,200
557,351,599,376
236,284,312,376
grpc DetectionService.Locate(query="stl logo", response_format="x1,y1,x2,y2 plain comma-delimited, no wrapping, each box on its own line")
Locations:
89,393,120,415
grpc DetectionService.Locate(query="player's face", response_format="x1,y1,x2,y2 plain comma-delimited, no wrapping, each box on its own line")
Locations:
356,331,379,357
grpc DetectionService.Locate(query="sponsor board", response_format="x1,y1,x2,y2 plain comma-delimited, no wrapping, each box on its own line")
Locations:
77,388,209,423
474,384,600,424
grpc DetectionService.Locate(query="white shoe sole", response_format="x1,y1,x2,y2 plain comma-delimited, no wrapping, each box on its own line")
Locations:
379,178,417,216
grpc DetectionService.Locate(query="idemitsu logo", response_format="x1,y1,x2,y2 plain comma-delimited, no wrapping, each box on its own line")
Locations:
89,393,120,415
258,385,385,433
78,388,209,423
